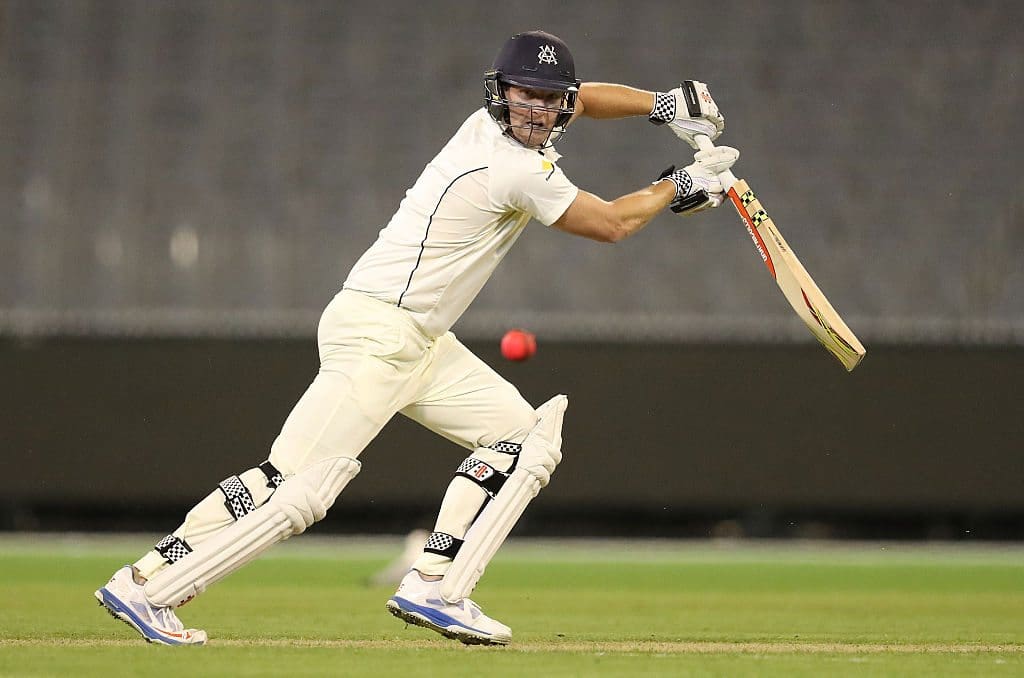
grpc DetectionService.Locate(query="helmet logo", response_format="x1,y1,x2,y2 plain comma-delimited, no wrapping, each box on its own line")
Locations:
537,45,558,65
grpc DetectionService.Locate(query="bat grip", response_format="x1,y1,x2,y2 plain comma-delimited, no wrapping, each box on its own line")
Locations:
694,134,716,153
694,134,738,190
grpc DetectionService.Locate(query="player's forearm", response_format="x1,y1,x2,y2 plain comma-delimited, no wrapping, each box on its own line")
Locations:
606,181,676,240
554,182,676,243
578,83,655,120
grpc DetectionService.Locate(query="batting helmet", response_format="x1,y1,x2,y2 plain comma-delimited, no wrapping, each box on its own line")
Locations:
484,31,581,147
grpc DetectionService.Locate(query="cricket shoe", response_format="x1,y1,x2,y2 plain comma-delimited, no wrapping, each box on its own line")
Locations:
386,570,512,645
94,565,207,646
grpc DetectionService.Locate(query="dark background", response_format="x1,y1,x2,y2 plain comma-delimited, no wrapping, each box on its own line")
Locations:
4,338,1021,539
2,1,1022,538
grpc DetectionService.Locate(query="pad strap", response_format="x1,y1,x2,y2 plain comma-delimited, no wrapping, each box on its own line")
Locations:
218,462,286,521
455,458,509,499
219,475,258,521
259,460,286,488
488,441,522,456
154,534,193,565
422,531,464,559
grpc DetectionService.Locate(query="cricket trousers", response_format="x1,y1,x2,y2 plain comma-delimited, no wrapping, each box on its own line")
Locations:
133,289,538,581
268,289,537,476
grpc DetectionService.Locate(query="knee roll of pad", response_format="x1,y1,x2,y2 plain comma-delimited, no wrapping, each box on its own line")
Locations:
516,395,567,487
265,455,360,533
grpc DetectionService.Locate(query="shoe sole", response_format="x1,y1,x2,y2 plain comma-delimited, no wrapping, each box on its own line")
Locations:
94,588,203,646
385,598,509,646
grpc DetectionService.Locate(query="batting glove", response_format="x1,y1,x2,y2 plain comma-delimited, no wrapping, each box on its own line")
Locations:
656,145,740,215
649,80,724,150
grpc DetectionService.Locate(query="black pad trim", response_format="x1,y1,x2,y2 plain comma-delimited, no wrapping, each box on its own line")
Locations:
154,534,192,564
456,458,509,499
219,475,257,520
259,460,285,489
488,441,522,455
423,531,464,559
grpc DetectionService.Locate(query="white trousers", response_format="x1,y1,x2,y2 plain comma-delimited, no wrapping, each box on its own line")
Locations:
135,290,537,580
268,289,537,475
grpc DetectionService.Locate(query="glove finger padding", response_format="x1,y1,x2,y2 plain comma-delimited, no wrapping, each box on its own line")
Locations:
684,164,724,198
650,80,725,150
694,145,740,175
683,80,722,130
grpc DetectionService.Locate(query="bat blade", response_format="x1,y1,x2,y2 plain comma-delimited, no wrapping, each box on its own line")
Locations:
725,178,866,371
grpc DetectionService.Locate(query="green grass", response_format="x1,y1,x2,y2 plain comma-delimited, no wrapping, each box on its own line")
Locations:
1,535,1023,676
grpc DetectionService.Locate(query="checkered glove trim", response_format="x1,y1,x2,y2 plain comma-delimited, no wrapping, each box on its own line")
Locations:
657,166,693,202
489,441,522,455
154,534,192,564
219,475,257,520
423,531,464,559
649,91,675,125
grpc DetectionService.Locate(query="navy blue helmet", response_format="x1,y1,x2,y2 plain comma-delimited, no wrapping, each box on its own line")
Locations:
484,31,581,147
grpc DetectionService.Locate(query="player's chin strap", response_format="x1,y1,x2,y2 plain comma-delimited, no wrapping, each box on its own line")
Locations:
144,456,360,608
439,394,567,603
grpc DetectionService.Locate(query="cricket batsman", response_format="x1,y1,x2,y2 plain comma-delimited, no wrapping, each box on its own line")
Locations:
95,30,738,646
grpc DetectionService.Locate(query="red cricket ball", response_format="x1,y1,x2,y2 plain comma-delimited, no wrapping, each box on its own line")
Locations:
501,328,537,361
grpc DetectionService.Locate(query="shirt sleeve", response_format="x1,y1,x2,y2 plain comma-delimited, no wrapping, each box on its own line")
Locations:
491,152,579,226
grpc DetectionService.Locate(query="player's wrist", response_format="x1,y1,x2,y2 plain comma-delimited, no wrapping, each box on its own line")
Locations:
653,165,693,201
648,91,675,125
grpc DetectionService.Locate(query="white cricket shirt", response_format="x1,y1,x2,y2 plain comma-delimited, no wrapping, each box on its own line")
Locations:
343,108,579,337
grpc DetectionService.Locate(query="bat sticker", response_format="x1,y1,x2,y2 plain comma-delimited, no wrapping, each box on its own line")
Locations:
801,289,859,356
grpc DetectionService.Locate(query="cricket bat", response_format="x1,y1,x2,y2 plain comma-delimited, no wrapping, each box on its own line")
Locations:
695,135,866,371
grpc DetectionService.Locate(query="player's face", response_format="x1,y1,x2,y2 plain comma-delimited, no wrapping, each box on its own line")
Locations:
505,85,565,148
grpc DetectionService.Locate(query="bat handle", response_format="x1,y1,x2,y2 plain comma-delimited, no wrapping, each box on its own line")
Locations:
694,133,716,153
694,134,738,191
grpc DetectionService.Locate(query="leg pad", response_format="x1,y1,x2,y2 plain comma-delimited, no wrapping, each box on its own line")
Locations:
144,456,360,607
439,395,567,602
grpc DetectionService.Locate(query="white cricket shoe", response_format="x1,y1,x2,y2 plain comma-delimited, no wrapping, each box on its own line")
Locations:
94,565,207,645
386,570,512,645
